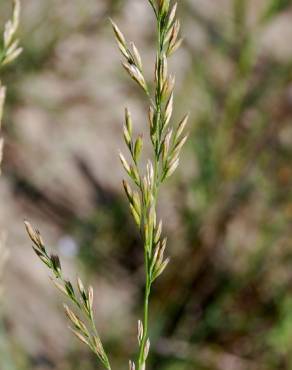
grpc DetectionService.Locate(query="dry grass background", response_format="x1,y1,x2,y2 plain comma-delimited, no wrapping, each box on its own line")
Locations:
1,1,292,369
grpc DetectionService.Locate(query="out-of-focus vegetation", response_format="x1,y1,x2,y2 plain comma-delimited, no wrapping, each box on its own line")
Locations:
1,0,292,370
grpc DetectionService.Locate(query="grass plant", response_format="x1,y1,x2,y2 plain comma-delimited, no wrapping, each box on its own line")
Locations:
25,1,187,369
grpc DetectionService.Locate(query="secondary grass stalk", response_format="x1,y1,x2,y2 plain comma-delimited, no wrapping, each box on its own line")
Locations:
24,221,112,369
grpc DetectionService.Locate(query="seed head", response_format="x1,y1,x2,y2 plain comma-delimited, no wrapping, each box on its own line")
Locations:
164,93,173,128
131,42,143,70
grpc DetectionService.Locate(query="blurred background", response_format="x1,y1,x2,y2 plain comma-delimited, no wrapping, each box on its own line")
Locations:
1,0,292,369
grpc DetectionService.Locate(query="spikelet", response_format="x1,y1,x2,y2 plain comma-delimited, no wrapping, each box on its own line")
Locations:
2,0,22,66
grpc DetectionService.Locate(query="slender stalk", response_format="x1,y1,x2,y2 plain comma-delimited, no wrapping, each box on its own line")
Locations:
138,264,150,369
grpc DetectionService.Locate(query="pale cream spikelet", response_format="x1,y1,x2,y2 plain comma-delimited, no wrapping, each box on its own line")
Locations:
131,42,143,71
110,19,129,60
77,276,85,296
2,0,22,66
162,129,173,163
167,3,178,28
123,179,133,202
143,338,150,360
130,202,141,227
119,152,131,175
165,157,180,179
145,160,154,191
160,54,168,88
4,0,20,47
88,285,94,314
164,92,174,128
175,114,189,141
124,108,133,149
137,320,144,345
154,220,162,244
64,304,84,331
161,74,175,101
173,134,188,158
122,62,147,92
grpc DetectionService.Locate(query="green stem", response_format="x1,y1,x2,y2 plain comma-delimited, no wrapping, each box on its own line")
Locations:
138,253,151,369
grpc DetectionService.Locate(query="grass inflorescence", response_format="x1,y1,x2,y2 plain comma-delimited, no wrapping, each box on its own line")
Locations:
0,0,22,175
111,0,187,369
24,221,112,370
